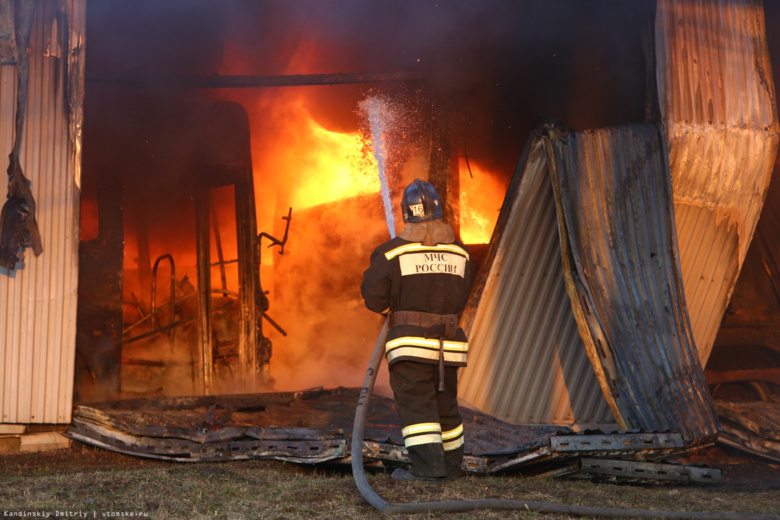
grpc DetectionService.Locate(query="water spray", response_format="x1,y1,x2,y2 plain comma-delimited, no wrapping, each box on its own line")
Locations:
359,96,396,238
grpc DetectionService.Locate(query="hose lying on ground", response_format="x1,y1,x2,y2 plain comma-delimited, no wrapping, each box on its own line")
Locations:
350,320,778,519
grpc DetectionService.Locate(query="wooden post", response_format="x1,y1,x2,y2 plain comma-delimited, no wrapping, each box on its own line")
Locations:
195,185,213,395
427,99,460,238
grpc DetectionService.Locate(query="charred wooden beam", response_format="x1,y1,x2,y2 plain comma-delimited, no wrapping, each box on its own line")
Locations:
195,186,213,395
78,387,342,412
86,72,415,89
427,99,459,237
715,400,780,461
705,368,780,386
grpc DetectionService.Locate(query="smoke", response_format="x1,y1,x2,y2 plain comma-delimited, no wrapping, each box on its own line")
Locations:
86,1,650,182
267,195,391,392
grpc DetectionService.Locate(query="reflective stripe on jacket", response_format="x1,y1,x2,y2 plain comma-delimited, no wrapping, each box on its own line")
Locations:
361,237,473,368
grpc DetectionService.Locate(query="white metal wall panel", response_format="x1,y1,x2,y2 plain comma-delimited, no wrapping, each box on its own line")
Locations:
459,139,613,427
0,61,16,422
656,0,780,363
0,0,85,424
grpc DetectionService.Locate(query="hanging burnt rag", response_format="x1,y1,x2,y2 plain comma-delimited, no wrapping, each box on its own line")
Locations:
0,0,42,270
0,192,32,269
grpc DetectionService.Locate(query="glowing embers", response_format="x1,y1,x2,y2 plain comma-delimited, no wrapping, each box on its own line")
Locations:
459,158,506,244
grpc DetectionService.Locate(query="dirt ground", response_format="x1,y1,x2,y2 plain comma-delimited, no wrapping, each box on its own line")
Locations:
12,437,777,489
1,437,779,520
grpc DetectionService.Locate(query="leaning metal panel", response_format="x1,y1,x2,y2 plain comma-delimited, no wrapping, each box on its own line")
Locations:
547,122,720,445
459,137,612,428
463,122,720,445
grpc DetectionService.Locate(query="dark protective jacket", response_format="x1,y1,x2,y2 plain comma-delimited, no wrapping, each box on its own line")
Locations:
361,225,473,367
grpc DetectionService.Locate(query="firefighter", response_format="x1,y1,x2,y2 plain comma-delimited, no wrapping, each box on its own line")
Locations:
361,178,474,482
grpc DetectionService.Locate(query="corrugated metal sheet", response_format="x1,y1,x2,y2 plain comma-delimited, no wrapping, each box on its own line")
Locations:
0,0,85,424
459,133,613,428
656,0,780,363
548,123,719,444
461,122,719,445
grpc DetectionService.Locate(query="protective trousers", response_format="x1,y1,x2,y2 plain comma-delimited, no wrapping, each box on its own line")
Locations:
389,361,464,479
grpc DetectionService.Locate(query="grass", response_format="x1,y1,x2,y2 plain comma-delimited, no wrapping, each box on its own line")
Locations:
0,443,778,519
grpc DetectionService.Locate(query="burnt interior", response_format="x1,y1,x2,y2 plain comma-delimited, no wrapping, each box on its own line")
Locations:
73,1,780,406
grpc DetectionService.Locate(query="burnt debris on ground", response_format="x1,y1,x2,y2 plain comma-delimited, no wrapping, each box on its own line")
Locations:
67,387,720,485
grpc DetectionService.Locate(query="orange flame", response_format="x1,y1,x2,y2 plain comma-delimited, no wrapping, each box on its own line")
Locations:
295,118,380,209
459,158,506,244
245,91,394,392
118,82,508,396
255,95,380,214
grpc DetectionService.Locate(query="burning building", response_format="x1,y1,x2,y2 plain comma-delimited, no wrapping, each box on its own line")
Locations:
70,0,544,403
1,0,779,468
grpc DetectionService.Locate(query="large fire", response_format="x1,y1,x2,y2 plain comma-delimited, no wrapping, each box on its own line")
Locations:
253,98,508,392
245,90,393,392
110,83,508,397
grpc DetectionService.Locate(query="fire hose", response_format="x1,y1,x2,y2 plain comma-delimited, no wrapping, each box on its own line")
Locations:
351,320,778,519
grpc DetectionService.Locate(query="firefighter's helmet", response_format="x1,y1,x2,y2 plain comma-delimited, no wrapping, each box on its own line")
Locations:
401,179,442,223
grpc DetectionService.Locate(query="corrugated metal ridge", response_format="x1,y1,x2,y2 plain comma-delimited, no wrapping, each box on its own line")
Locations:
459,132,613,427
673,203,740,361
657,0,778,252
656,0,777,130
547,122,719,445
656,0,780,364
0,61,17,422
667,129,777,248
